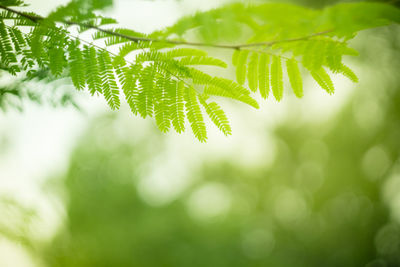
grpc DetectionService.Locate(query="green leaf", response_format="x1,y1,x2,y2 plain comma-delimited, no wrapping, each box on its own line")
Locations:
199,97,232,136
286,58,303,98
68,41,86,90
232,49,240,66
310,67,335,94
247,52,258,92
137,65,155,118
258,53,270,99
117,64,141,115
83,45,102,95
97,50,120,110
179,56,227,68
168,80,186,133
236,50,249,85
338,63,358,83
271,55,283,101
185,86,207,142
154,75,172,133
49,47,65,77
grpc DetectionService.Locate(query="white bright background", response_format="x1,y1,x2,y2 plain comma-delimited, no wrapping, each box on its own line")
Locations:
0,0,357,266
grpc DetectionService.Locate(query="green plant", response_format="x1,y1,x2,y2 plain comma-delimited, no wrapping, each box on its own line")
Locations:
0,0,399,141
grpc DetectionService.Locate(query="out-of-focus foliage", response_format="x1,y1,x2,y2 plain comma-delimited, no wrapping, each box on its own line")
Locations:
0,196,37,250
0,70,78,111
0,0,399,140
285,0,400,9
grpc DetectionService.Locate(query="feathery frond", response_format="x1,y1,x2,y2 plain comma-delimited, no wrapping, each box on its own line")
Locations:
310,67,335,94
68,41,85,90
169,81,186,133
185,86,207,142
97,49,120,109
154,74,172,133
258,53,270,99
286,58,303,98
271,55,283,101
137,65,155,118
338,63,358,83
199,96,232,136
117,63,141,115
83,45,102,95
235,50,249,85
0,0,398,140
247,52,258,92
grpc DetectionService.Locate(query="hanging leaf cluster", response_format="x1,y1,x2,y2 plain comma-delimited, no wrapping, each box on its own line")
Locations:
0,0,399,141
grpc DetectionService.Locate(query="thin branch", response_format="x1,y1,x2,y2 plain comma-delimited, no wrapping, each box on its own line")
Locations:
238,30,334,48
0,4,333,50
0,4,41,22
243,48,292,60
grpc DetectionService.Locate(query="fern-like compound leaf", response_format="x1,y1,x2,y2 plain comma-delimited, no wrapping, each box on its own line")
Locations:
199,97,232,136
236,50,249,85
154,74,172,133
137,65,155,118
168,80,186,133
97,50,120,110
302,39,327,71
185,86,207,142
117,41,148,59
8,26,24,53
310,67,335,94
338,63,358,83
179,56,227,68
271,55,283,101
83,45,102,95
68,41,86,90
247,52,259,92
258,53,270,99
49,47,66,77
0,21,19,74
117,63,141,115
286,58,303,98
324,41,342,73
232,49,240,66
189,68,259,109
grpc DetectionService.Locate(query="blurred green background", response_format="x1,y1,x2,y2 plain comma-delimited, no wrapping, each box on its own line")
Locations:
1,0,400,267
